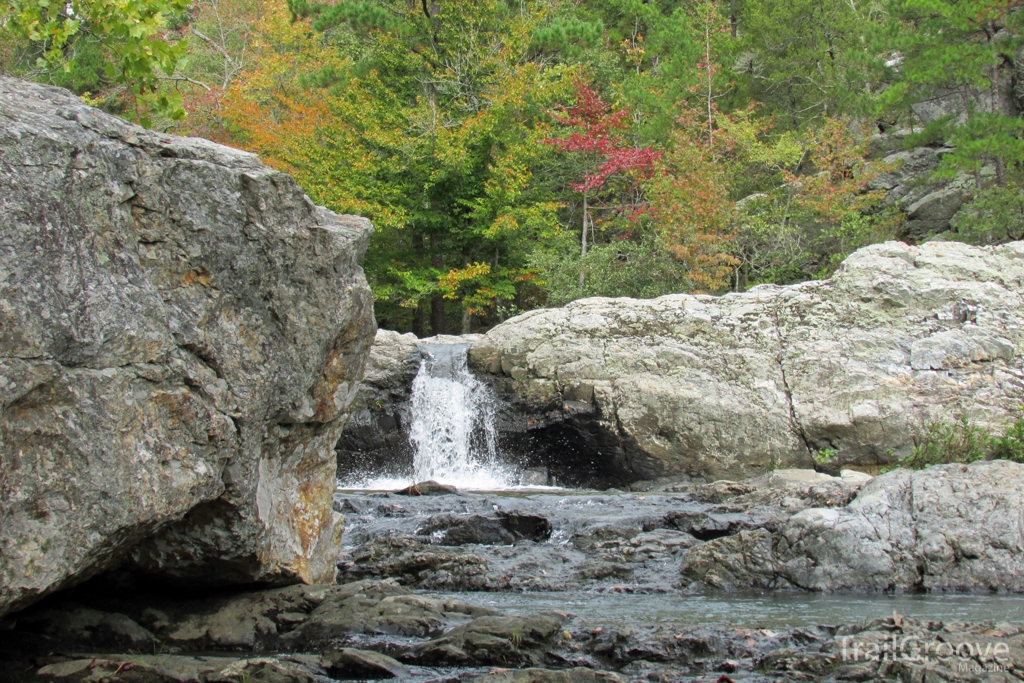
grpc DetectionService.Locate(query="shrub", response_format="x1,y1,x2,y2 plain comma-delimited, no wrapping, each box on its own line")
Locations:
892,415,1024,470
991,418,1024,463
949,187,1024,245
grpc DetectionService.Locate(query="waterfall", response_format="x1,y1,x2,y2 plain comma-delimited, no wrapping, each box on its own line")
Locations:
406,343,513,488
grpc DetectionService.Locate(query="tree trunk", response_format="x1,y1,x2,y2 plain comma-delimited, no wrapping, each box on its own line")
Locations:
412,229,426,337
460,245,472,334
412,306,425,338
579,190,589,289
991,52,1012,188
706,12,713,147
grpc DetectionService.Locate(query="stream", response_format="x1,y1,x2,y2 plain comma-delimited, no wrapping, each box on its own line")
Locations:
336,485,1024,628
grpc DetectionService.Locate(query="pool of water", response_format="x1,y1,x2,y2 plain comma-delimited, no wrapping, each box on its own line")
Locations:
428,590,1024,630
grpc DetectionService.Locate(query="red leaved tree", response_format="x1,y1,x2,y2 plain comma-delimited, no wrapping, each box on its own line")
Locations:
545,81,661,287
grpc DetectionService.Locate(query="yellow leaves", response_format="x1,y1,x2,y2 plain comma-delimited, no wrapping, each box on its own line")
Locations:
489,214,520,235
714,108,802,171
437,263,493,300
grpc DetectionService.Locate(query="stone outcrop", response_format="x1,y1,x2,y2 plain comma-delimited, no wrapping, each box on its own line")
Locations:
682,460,1024,592
0,78,376,617
468,240,1023,483
867,132,976,241
334,471,872,593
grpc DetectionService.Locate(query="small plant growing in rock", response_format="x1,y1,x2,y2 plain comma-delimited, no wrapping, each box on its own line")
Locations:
812,448,837,467
900,416,991,469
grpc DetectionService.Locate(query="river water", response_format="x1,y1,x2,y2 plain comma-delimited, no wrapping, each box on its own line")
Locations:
336,484,1024,634
433,589,1024,630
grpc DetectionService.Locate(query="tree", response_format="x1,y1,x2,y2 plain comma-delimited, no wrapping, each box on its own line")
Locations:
729,0,881,128
544,80,661,287
644,108,739,292
1,0,190,123
223,0,571,334
170,0,268,140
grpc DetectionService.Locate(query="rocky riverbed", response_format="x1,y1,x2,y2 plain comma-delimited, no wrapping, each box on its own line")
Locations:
3,574,1022,683
5,463,1023,682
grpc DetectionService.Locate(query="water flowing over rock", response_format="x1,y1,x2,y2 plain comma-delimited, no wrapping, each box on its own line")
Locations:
337,332,516,488
407,343,510,487
468,240,1024,483
0,78,376,617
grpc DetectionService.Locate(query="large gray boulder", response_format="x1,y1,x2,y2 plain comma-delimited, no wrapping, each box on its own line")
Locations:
468,240,1023,482
0,79,376,617
682,460,1024,591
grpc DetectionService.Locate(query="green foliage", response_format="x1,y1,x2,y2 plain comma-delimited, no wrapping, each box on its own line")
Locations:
1,0,189,124
949,187,1024,245
878,0,1024,118
529,231,697,306
936,114,1024,184
992,418,1024,463
728,0,879,128
900,416,992,469
531,17,604,56
100,0,1024,332
890,415,1024,470
812,448,837,466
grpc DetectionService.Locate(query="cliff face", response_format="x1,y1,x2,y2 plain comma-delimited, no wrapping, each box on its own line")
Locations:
0,78,376,617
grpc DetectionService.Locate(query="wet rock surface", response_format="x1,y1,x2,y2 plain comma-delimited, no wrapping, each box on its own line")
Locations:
335,472,866,593
3,468,1024,681
3,575,1022,682
338,463,1024,596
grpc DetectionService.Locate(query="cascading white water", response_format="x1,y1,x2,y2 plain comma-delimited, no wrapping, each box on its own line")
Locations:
406,344,513,488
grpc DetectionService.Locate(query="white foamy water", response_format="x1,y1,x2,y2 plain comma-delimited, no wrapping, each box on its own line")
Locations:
347,343,514,490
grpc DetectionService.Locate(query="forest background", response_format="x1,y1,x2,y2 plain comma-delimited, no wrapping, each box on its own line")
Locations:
3,0,1024,334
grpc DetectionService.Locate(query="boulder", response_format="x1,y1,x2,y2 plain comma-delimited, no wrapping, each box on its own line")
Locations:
903,186,968,240
395,480,459,496
418,512,551,545
682,460,1024,591
468,240,1024,483
405,614,566,666
320,648,410,678
0,78,376,617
